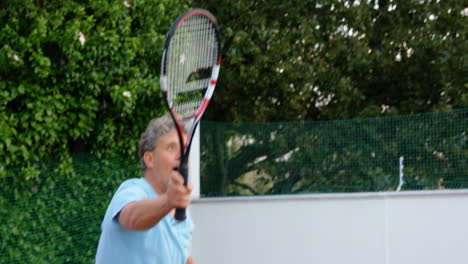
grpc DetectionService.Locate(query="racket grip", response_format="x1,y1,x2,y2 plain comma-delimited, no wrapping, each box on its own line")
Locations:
178,160,188,186
175,160,189,221
175,208,187,221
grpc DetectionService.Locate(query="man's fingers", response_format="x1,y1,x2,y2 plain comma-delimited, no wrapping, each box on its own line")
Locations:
171,173,193,194
186,183,193,193
171,172,185,185
167,173,193,208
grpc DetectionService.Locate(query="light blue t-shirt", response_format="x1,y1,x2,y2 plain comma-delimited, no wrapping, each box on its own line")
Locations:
95,178,194,264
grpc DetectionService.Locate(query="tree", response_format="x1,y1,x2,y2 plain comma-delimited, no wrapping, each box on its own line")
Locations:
190,0,467,195
191,0,467,122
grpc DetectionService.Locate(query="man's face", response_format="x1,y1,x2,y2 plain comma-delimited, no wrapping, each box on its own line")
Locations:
148,130,182,184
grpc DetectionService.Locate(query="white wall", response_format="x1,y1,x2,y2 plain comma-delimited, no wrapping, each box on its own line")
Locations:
190,190,468,264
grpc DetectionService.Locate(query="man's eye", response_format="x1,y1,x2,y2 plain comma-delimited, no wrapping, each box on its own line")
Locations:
167,144,177,151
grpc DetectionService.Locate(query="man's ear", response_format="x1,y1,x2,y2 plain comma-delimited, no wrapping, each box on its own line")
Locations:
143,151,154,169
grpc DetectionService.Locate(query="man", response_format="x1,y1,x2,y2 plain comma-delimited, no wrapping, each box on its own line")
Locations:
96,114,196,264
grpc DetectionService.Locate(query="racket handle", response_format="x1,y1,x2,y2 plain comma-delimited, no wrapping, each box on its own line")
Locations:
175,159,189,221
178,160,189,186
175,208,187,221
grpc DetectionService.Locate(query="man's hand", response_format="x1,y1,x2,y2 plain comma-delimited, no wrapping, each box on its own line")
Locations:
166,171,192,209
187,256,196,264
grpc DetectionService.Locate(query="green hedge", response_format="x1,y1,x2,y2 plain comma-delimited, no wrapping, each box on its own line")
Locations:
0,154,140,263
1,0,189,263
0,0,188,181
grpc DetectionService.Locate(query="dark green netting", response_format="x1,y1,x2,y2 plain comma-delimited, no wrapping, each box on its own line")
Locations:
200,109,467,196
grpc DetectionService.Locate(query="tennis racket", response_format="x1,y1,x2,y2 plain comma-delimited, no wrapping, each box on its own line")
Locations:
160,9,221,221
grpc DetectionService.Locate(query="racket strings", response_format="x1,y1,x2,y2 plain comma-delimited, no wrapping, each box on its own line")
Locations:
166,15,218,118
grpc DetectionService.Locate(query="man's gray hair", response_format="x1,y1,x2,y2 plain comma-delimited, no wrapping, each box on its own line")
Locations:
138,113,180,171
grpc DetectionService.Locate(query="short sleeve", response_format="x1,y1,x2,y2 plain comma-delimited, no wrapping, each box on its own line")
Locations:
107,179,148,221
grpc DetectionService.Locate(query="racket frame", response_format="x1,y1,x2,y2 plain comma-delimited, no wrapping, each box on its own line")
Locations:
159,8,221,221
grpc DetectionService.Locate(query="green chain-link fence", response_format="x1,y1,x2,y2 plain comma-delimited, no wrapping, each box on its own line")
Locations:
200,109,468,196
